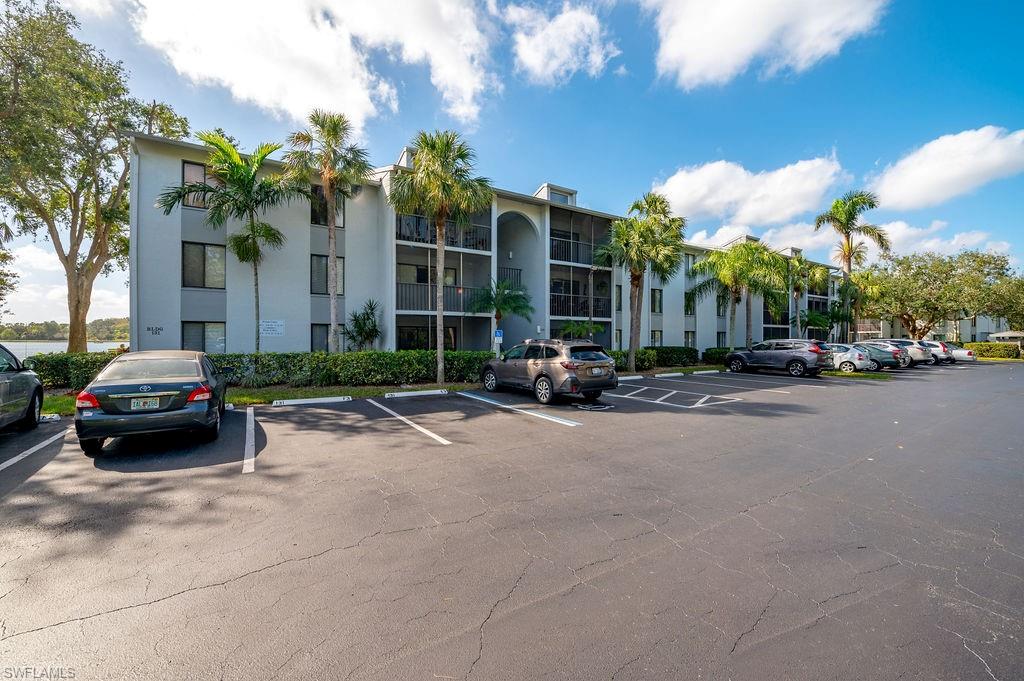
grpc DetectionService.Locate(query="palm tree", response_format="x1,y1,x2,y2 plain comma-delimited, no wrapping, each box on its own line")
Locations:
559,320,604,340
285,110,371,353
468,279,534,349
158,131,305,353
690,240,787,350
388,130,494,385
595,192,686,372
815,190,889,341
787,253,830,338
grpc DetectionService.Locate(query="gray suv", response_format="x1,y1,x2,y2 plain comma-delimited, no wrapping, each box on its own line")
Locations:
724,339,833,377
0,343,44,430
481,339,618,404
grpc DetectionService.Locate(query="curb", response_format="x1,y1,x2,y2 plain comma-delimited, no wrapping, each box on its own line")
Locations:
385,389,449,399
692,370,721,375
654,372,684,378
271,396,353,406
618,375,643,381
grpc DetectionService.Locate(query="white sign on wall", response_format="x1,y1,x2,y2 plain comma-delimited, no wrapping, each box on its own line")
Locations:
259,320,285,337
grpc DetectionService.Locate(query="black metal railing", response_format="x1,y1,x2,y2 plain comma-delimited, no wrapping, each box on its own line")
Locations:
396,282,487,313
497,267,522,288
550,237,593,265
395,214,491,251
549,293,611,318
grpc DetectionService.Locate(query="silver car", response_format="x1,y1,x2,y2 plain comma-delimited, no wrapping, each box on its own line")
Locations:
0,343,44,430
878,339,932,367
725,339,833,377
826,343,872,373
944,342,977,362
920,340,956,364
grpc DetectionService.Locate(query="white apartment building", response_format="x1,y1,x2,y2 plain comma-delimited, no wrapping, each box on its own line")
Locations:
129,132,846,355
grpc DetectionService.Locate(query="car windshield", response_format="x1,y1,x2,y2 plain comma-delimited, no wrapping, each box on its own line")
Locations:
570,346,610,361
99,358,201,380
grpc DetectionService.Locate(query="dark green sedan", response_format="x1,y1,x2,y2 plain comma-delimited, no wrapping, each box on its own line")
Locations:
853,343,903,371
74,351,232,456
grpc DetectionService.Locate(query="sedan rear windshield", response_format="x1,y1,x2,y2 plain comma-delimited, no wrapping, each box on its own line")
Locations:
99,359,202,380
570,347,611,361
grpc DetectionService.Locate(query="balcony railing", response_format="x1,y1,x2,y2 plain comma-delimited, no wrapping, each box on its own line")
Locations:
396,282,487,313
549,293,611,318
396,214,491,251
497,267,522,288
550,237,594,265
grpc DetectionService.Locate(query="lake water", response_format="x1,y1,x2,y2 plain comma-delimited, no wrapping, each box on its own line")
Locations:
3,340,127,360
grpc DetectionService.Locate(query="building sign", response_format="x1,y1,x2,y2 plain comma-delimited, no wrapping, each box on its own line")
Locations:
259,320,285,337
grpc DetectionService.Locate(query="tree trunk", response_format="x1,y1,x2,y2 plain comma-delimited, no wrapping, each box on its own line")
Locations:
793,291,801,338
327,187,339,353
65,271,92,353
745,289,754,349
253,260,261,354
628,270,644,372
435,216,446,385
841,237,852,343
728,294,738,351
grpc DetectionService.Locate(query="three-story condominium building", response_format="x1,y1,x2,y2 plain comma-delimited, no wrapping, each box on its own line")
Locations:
129,133,844,354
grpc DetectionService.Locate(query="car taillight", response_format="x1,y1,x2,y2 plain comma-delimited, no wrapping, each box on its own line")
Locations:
857,353,864,360
76,391,100,409
807,344,825,354
939,342,948,352
892,350,900,358
187,384,213,402
967,350,974,356
560,361,580,370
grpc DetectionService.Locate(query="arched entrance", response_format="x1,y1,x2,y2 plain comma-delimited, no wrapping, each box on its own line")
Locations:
496,211,543,346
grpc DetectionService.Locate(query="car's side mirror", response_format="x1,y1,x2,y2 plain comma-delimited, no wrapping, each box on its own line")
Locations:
21,358,36,371
220,366,236,375
500,354,507,362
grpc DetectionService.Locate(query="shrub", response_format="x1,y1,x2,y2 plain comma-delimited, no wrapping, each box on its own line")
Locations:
702,347,732,364
643,345,698,367
27,351,120,389
609,348,656,372
963,342,1020,359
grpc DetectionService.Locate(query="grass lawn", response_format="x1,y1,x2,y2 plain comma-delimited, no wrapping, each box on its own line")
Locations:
622,364,726,377
821,370,891,380
44,383,476,416
977,356,1024,362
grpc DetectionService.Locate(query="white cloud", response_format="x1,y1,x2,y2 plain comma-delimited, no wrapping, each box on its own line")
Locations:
653,155,843,225
122,0,496,129
686,224,753,248
871,126,1024,210
12,244,63,273
760,222,836,252
613,64,629,77
641,0,886,90
61,0,117,16
505,3,619,86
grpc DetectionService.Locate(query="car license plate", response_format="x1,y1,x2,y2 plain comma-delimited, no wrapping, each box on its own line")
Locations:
131,397,160,410
590,367,604,376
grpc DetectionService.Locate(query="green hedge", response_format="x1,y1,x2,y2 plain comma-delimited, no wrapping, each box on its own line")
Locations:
702,347,733,364
28,349,497,389
643,345,699,367
609,348,656,371
963,342,1020,359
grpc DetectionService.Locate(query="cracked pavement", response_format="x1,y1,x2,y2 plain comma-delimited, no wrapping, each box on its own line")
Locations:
0,363,1021,679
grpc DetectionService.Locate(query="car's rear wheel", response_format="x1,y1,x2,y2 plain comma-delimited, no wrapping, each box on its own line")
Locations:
582,390,602,402
21,390,42,430
786,360,807,377
482,368,498,392
80,437,105,457
839,361,856,373
928,355,938,365
868,359,881,372
534,376,554,405
898,356,910,368
727,358,746,373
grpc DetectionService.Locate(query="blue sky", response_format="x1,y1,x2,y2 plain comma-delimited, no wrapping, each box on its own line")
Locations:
7,0,1023,323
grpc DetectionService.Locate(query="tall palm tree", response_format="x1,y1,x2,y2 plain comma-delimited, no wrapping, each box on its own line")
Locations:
815,190,888,341
595,192,686,372
158,131,305,353
468,279,534,347
787,253,830,338
388,130,494,384
690,241,787,350
285,110,371,353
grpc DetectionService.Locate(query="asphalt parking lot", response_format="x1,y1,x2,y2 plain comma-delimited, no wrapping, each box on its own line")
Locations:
1,362,1021,680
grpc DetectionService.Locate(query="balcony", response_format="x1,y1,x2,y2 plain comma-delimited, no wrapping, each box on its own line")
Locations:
396,282,488,313
550,237,594,265
550,293,611,318
396,214,491,251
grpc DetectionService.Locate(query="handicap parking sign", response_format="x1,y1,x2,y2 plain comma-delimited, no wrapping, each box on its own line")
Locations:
494,329,504,341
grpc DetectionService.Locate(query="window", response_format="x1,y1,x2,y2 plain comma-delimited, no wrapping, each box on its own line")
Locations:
397,264,456,286
504,344,527,359
717,331,727,347
684,291,696,316
685,331,695,348
100,358,201,380
762,326,790,340
397,326,456,350
0,346,18,372
615,285,622,312
544,347,559,359
524,345,543,360
182,322,226,353
181,162,222,208
311,255,345,295
751,342,772,351
684,253,696,273
182,242,226,289
615,329,622,350
570,347,610,361
650,329,663,346
650,289,663,314
550,190,571,205
717,294,728,318
310,185,329,226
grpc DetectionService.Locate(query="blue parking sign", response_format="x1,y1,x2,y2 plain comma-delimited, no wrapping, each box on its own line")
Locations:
494,329,504,341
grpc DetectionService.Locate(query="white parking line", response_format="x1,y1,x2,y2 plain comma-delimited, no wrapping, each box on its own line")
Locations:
0,428,70,474
604,392,742,409
367,399,452,445
242,407,255,474
458,392,581,427
648,375,790,395
271,396,352,406
703,373,829,389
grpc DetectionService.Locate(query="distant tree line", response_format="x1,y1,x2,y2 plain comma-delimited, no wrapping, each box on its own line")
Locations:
0,317,129,341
